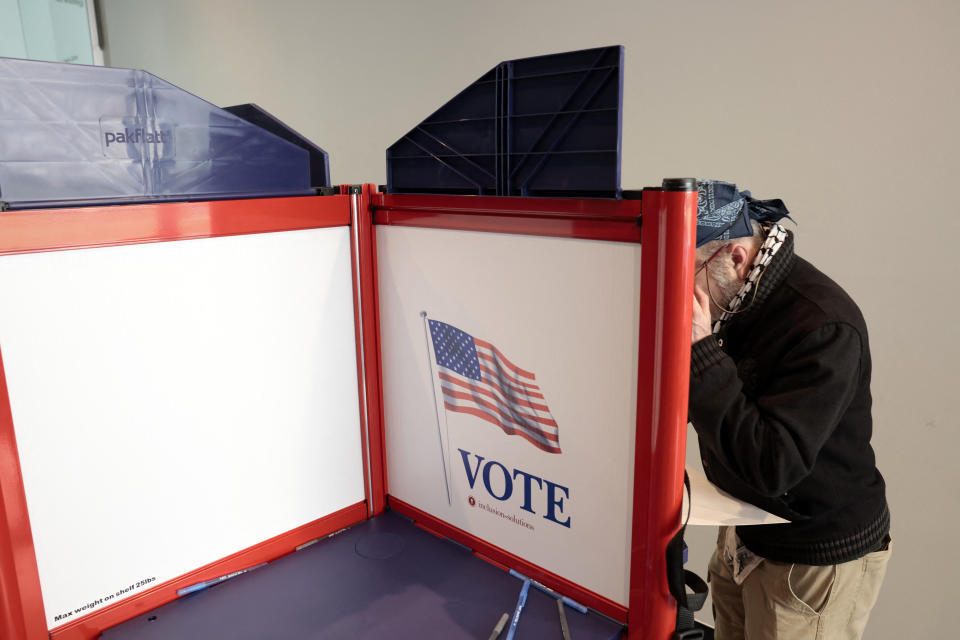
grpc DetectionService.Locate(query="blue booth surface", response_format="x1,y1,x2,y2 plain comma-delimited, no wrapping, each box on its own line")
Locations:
0,57,327,210
101,511,624,639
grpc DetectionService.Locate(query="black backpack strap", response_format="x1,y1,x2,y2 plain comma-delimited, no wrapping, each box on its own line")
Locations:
665,471,709,639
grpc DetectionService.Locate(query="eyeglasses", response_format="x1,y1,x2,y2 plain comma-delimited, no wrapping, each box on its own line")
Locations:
694,245,727,278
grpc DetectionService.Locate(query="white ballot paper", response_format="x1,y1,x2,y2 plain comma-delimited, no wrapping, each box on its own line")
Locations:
682,468,788,526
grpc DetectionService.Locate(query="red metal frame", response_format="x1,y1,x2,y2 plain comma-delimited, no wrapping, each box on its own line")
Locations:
372,188,697,638
0,348,48,640
349,185,388,517
372,192,643,243
0,195,351,256
0,194,364,640
0,186,697,639
50,502,367,640
628,187,698,638
389,496,628,623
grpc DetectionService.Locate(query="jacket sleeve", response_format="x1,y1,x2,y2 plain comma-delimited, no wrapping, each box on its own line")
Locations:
689,322,862,497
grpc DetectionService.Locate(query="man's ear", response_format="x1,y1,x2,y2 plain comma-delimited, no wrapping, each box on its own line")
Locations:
729,243,753,279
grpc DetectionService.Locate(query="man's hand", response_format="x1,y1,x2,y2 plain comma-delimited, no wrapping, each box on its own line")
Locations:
692,285,713,344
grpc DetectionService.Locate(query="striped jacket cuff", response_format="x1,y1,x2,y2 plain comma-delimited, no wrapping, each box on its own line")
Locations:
691,335,725,376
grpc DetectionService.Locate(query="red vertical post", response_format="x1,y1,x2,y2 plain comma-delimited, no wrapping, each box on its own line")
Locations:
0,350,49,640
628,179,698,638
349,185,387,517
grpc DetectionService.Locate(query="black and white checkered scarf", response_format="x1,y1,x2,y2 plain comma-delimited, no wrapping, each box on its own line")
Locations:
712,223,788,334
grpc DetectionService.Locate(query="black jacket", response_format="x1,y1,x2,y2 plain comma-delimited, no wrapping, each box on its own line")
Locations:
689,232,889,565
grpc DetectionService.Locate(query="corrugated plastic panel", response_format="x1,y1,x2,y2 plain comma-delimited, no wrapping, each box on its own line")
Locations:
386,46,623,198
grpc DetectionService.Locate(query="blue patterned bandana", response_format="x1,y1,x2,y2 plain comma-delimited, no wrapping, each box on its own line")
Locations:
696,180,792,247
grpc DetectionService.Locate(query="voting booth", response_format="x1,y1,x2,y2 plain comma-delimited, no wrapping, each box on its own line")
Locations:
0,48,697,639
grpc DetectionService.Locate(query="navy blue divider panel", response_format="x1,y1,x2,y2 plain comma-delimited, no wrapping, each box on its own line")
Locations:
102,512,623,639
224,103,330,189
386,46,624,198
0,58,318,210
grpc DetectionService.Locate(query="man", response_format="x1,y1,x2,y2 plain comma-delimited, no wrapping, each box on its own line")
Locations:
688,180,890,639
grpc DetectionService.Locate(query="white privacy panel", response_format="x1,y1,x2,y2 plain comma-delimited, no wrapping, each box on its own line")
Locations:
0,227,365,628
377,225,642,606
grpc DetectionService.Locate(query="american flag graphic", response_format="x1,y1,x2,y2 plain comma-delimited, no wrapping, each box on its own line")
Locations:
428,319,561,454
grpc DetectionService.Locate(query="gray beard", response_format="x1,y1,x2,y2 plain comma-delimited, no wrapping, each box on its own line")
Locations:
708,271,743,322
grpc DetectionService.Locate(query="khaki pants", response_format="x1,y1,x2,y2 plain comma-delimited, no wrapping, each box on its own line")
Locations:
708,528,891,640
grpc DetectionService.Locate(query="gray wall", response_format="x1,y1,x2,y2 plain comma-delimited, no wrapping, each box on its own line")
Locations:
99,0,959,635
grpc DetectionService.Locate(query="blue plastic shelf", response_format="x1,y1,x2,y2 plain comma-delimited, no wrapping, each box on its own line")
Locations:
0,58,329,210
386,46,623,198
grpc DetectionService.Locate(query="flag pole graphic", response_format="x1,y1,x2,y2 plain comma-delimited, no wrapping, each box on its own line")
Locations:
421,311,452,505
